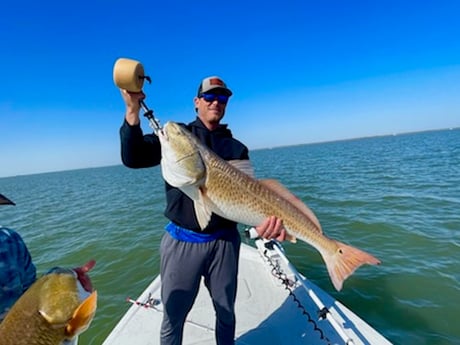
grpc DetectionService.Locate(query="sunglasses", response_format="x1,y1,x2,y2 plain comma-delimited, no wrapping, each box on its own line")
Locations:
199,93,230,104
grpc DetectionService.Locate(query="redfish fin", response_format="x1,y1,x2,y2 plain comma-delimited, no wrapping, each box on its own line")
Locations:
65,291,97,337
323,241,381,291
285,233,297,243
194,186,213,230
259,179,323,232
228,159,255,177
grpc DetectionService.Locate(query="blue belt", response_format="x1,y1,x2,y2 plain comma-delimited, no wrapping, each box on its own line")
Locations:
165,222,226,243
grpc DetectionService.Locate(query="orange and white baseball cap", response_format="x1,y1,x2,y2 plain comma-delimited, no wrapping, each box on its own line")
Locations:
197,76,232,96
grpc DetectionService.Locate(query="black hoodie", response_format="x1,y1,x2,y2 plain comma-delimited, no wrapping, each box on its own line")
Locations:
120,117,250,233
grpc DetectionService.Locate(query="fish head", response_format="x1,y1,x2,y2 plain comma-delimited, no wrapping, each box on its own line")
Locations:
159,121,206,188
39,260,97,338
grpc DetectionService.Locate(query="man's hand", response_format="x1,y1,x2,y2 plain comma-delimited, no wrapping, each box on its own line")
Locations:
255,216,286,241
120,89,146,126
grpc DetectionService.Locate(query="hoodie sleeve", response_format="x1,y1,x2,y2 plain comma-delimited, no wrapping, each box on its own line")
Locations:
120,120,162,168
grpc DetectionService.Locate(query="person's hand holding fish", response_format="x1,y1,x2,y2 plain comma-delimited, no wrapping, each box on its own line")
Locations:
255,215,286,241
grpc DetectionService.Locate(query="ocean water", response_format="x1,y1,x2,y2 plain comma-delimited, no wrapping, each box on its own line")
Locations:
0,128,459,345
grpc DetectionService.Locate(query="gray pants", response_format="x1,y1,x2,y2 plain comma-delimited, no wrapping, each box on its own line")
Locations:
160,230,241,345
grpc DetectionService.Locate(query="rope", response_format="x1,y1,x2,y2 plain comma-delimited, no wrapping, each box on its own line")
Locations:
267,241,355,345
262,247,333,345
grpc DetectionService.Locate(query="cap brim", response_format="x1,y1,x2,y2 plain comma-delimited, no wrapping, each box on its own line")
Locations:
0,194,16,206
201,86,232,96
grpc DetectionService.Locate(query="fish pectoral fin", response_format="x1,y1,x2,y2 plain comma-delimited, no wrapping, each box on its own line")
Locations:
259,179,323,233
39,310,67,329
65,291,97,337
194,187,213,230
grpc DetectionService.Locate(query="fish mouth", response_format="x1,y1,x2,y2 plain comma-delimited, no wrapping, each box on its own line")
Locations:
157,128,167,141
161,122,187,140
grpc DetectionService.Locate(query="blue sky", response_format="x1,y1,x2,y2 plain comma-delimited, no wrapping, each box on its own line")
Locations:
1,1,459,177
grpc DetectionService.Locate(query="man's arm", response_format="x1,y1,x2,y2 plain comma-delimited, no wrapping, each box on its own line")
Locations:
119,89,161,168
15,233,36,293
120,121,161,168
2,228,36,293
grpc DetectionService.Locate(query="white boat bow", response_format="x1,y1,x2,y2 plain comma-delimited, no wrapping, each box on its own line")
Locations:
103,238,391,345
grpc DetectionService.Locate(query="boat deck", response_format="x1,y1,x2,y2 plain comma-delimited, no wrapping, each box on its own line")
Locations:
103,240,391,345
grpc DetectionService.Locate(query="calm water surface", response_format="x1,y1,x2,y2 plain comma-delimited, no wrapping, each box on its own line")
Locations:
0,129,459,345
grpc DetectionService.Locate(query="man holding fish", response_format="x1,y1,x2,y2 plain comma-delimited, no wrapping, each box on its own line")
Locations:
119,76,286,345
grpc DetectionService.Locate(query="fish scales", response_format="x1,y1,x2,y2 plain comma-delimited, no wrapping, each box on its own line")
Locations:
203,150,325,245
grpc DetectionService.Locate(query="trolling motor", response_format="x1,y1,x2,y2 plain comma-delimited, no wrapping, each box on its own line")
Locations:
113,58,162,134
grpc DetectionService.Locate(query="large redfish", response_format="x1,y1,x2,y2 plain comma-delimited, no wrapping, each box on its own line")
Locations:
158,121,380,291
0,260,97,345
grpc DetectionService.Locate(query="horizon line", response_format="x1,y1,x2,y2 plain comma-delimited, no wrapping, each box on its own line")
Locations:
1,126,458,179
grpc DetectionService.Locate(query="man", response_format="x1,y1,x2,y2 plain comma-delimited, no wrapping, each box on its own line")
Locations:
119,76,285,345
0,194,36,322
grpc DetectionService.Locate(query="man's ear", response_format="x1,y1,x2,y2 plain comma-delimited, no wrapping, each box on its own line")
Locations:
194,97,200,113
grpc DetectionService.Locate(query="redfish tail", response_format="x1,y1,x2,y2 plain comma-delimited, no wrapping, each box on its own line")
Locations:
322,240,381,291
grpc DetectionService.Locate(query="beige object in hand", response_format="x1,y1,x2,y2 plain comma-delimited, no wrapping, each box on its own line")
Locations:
113,58,146,92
